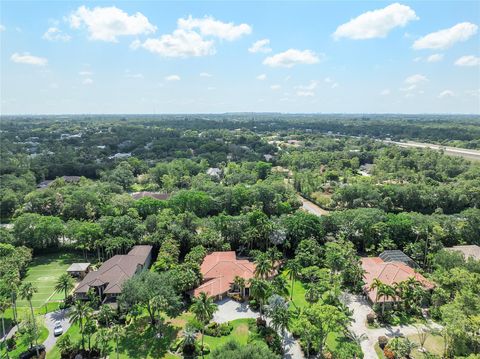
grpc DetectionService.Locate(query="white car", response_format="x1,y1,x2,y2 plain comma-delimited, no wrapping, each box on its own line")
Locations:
53,321,63,336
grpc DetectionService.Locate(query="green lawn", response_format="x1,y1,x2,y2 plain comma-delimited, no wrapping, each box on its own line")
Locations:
16,252,83,309
1,323,49,358
374,333,445,358
202,318,254,357
282,272,308,310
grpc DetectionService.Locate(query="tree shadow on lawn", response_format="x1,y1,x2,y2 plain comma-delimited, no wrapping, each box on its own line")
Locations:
119,319,180,359
28,251,85,267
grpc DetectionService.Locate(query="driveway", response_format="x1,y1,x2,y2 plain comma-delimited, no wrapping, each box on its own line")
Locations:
44,309,71,352
213,298,304,359
341,293,442,359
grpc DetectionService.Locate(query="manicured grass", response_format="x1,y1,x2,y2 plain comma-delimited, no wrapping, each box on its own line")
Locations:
202,318,254,357
16,252,83,309
1,323,48,358
373,333,445,359
281,272,308,310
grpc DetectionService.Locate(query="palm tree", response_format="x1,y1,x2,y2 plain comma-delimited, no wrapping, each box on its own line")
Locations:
285,259,301,300
191,292,217,359
369,278,383,304
254,253,273,279
110,324,124,359
265,295,290,352
378,284,395,316
95,328,110,359
69,301,92,350
54,273,75,303
233,276,246,297
305,285,320,306
98,304,115,328
249,278,271,318
181,327,197,354
272,275,289,298
19,282,38,353
0,297,10,359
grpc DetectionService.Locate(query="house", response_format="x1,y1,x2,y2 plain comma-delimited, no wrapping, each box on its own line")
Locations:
130,191,170,201
379,250,418,268
66,263,91,279
206,167,222,178
37,176,81,188
361,255,434,304
75,245,152,302
445,245,480,261
193,251,257,300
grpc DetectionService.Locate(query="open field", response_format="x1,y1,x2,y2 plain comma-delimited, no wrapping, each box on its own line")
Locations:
16,252,83,309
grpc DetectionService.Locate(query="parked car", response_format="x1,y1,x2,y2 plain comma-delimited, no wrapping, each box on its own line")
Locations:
53,321,63,336
19,344,46,359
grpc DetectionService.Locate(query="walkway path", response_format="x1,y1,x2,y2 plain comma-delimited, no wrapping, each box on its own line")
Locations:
298,196,330,216
214,298,304,359
341,293,442,359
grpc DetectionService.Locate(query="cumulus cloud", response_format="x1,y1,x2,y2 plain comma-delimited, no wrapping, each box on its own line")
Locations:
11,52,47,66
69,5,156,42
405,74,428,84
296,91,315,97
295,80,319,91
426,53,443,62
263,49,321,68
0,25,5,32
270,84,281,90
248,39,272,53
82,78,93,85
438,90,454,98
455,55,480,66
79,70,93,76
165,74,181,81
199,72,212,77
135,29,215,58
177,15,251,41
43,27,71,41
257,74,267,80
333,3,418,40
413,22,478,50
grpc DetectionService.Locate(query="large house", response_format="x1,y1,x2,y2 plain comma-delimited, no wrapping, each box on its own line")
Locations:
75,245,152,302
445,245,480,261
193,251,256,300
361,251,434,304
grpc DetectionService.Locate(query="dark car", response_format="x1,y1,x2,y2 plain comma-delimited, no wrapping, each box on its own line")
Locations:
19,344,46,359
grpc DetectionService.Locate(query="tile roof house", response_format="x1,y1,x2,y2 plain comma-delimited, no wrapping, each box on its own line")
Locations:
361,256,434,304
130,191,170,201
75,245,152,301
67,263,91,279
193,251,256,299
445,245,480,261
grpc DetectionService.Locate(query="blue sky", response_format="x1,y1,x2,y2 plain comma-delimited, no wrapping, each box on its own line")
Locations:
1,1,479,114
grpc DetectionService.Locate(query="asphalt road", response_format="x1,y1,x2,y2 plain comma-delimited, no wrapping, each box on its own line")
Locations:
382,140,480,161
44,309,71,353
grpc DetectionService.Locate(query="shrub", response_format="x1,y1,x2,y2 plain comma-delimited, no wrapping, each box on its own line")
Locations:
332,341,364,358
204,322,233,337
256,317,267,329
367,312,376,325
249,299,259,310
378,336,389,349
383,347,395,359
6,336,16,350
169,338,183,352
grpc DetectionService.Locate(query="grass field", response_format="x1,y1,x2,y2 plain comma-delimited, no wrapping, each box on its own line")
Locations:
16,252,83,309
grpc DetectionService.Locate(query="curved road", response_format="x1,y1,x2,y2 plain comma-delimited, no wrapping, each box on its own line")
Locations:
44,309,71,352
382,140,480,161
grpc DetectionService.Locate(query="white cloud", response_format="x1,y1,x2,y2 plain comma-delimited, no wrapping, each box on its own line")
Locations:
82,78,93,85
295,80,319,91
413,22,478,50
270,84,281,90
0,25,5,32
136,29,215,58
257,74,267,80
79,70,93,76
455,55,480,67
380,89,391,96
405,74,428,84
426,53,443,62
263,49,321,68
331,82,339,89
200,72,212,77
11,52,47,66
69,5,156,42
438,90,454,98
296,91,315,97
165,74,181,81
43,27,71,42
333,3,418,40
177,15,251,41
248,39,272,53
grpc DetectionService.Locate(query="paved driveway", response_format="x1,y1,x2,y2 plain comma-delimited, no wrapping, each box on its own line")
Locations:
44,309,71,352
213,298,304,359
341,293,442,359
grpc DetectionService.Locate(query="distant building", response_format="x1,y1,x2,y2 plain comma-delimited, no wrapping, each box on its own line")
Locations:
66,263,91,279
37,176,81,188
206,167,222,178
108,152,131,160
361,252,434,304
445,245,480,261
193,251,256,300
263,154,274,162
130,191,170,201
75,245,152,302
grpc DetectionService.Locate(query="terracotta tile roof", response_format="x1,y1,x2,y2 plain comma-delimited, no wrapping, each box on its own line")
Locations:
193,251,256,298
361,257,434,303
75,245,152,295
